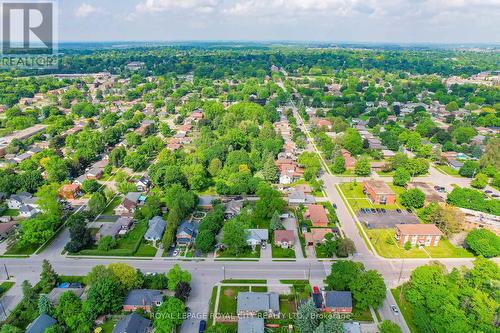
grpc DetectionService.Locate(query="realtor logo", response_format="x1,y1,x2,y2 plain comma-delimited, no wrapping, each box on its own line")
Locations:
0,0,58,68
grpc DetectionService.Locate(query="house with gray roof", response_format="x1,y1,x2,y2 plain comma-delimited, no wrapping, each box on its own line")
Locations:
95,217,134,241
224,199,244,219
144,216,166,244
288,191,316,205
176,220,198,246
238,317,264,333
113,313,151,333
26,314,57,333
245,229,268,248
323,291,352,314
123,289,163,312
114,192,143,216
237,292,279,316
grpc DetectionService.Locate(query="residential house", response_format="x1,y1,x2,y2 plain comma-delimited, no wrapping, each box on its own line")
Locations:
176,220,198,246
113,313,151,333
7,193,37,209
19,204,39,218
405,182,444,203
144,216,167,244
237,292,280,316
395,224,443,247
460,208,500,235
26,314,57,333
0,221,16,240
136,176,152,192
340,149,356,169
370,161,387,172
313,118,332,130
238,318,264,333
246,229,269,248
59,183,81,200
95,217,134,241
123,289,163,312
381,149,396,158
86,167,103,180
322,291,353,313
362,180,396,205
47,287,85,306
288,191,316,205
304,205,329,227
224,199,244,219
304,228,334,246
447,158,464,170
274,230,295,248
114,192,143,216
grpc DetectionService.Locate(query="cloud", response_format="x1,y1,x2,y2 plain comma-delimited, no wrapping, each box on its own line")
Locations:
136,0,220,13
75,3,102,18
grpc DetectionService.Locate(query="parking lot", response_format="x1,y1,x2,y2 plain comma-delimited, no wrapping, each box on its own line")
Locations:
357,209,419,229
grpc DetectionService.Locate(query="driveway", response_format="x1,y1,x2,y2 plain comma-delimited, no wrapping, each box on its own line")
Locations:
283,217,304,259
260,245,272,260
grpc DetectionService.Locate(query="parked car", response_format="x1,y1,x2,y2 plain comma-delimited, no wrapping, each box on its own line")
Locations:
407,208,413,213
199,320,207,333
484,190,493,194
391,305,399,315
381,208,387,213
332,203,337,209
396,209,402,213
492,194,499,198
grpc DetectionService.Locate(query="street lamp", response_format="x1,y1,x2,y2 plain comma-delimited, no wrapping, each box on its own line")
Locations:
222,266,226,280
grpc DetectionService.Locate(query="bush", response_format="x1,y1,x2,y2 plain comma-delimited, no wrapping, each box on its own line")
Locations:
447,188,500,215
404,241,412,251
400,189,425,209
465,229,500,258
97,236,116,251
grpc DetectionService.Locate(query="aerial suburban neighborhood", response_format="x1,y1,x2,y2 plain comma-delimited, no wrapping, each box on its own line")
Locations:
0,1,499,333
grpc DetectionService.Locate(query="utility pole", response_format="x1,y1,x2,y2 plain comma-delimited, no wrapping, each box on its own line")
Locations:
222,266,226,280
0,301,6,318
3,264,8,280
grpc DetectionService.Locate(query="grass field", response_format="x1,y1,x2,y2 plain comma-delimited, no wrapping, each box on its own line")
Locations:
218,286,249,315
78,220,153,257
1,209,19,217
217,247,261,258
101,195,123,215
434,164,460,176
272,245,296,258
0,281,15,298
339,182,402,210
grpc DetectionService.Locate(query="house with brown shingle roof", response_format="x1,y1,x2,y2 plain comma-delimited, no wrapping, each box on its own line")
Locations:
274,230,295,248
304,205,329,227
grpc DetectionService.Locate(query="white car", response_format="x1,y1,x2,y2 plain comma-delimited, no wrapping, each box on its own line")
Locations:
173,250,179,256
391,305,399,315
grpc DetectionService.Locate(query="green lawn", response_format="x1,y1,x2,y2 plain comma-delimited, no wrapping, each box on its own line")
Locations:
352,304,373,322
99,319,117,333
367,228,474,259
217,247,261,258
0,281,15,298
391,287,419,333
279,295,297,314
135,242,158,257
1,209,19,217
4,242,38,255
272,245,296,258
218,286,249,315
78,220,152,257
435,164,460,176
101,195,122,215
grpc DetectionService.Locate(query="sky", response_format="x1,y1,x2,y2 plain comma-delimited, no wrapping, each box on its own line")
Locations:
58,0,500,44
